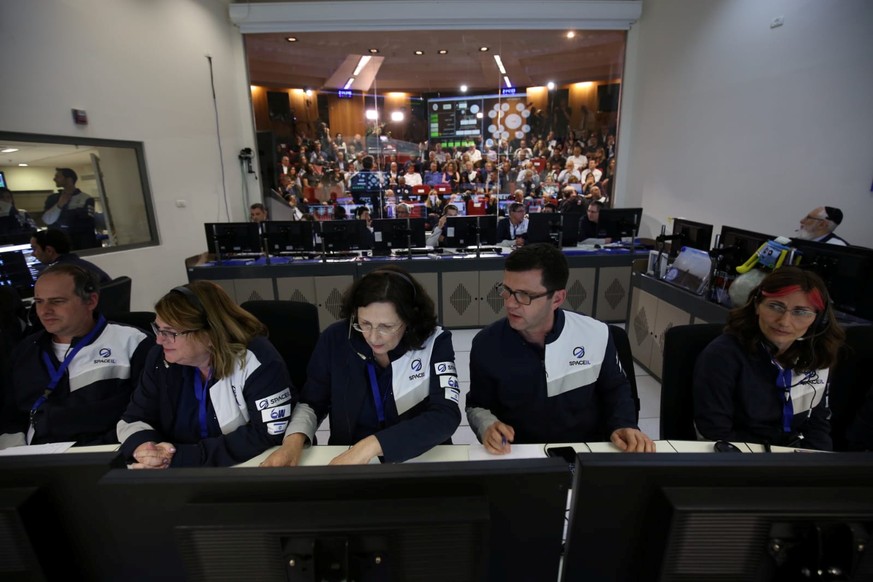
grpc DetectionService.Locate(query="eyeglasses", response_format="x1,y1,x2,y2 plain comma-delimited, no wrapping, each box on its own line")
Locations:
151,322,199,342
495,282,553,306
352,321,405,337
761,301,817,320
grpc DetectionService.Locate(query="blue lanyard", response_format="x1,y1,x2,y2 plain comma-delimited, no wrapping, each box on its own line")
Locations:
193,369,212,440
366,362,386,425
774,365,794,433
32,315,106,419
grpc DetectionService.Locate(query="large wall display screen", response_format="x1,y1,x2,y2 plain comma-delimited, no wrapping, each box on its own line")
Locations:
428,94,530,148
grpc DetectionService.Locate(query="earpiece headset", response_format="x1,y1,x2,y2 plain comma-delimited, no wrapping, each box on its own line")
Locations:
171,285,210,328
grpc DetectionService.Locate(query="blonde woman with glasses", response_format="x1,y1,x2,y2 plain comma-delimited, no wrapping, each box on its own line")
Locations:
261,265,460,466
118,281,295,467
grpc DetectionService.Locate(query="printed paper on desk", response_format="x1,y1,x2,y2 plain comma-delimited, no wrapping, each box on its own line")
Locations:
0,442,75,456
467,443,547,461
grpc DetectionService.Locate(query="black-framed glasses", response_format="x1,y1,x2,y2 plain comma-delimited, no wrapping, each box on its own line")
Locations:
150,322,198,343
495,282,552,306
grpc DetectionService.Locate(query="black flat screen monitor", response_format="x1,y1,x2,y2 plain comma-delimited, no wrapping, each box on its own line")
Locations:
371,218,426,255
0,452,118,581
562,453,873,582
526,212,579,247
442,216,498,248
717,225,774,268
789,238,873,322
670,217,713,256
98,459,569,582
597,207,643,242
263,220,315,254
0,243,39,298
316,219,371,252
204,222,262,256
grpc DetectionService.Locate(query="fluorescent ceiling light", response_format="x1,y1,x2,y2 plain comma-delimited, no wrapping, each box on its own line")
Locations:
353,55,371,76
1,148,19,153
503,76,512,88
18,163,28,167
344,77,355,90
493,55,507,75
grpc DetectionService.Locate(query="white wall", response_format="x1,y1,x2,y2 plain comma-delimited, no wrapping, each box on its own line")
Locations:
618,0,873,246
0,0,258,309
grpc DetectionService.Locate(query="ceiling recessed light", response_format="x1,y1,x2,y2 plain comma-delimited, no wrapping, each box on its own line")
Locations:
547,81,556,90
18,163,28,167
1,148,19,153
566,31,576,39
479,46,489,52
286,37,298,42
414,50,424,56
460,85,468,93
369,48,379,54
438,49,448,55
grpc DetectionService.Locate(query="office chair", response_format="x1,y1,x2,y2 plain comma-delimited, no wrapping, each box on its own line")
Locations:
98,276,132,318
828,325,873,451
659,323,723,440
110,311,156,336
241,300,320,391
607,324,640,423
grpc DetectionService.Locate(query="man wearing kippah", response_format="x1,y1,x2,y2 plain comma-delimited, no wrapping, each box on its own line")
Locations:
796,206,848,246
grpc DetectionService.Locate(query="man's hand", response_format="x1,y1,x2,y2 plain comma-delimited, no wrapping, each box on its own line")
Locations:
260,433,306,467
329,435,383,465
483,421,515,455
610,428,656,453
56,192,73,208
514,237,525,248
129,441,175,469
437,215,448,230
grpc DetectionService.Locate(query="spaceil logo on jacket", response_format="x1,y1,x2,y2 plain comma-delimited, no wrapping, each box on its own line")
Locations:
569,346,590,366
94,347,117,364
409,358,425,381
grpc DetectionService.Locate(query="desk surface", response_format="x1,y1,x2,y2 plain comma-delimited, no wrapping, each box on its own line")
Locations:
233,440,815,467
1,440,815,463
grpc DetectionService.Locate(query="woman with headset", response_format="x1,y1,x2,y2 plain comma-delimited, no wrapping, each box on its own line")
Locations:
693,267,845,450
261,265,461,466
118,281,295,467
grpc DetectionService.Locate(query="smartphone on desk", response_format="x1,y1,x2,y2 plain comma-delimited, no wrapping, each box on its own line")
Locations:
546,446,578,464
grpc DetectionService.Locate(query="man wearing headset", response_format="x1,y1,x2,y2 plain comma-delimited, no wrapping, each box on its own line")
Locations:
0,264,154,449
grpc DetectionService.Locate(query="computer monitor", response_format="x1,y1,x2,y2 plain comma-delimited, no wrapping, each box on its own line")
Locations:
0,242,40,298
717,225,774,268
263,220,315,254
789,239,873,321
371,218,426,255
526,212,579,247
562,453,873,582
597,207,643,242
316,219,371,252
309,206,334,221
204,222,262,256
0,452,119,581
0,170,6,189
442,215,498,247
99,459,570,581
670,217,713,256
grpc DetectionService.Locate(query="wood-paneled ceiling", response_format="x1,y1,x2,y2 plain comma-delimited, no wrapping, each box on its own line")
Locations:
244,29,626,93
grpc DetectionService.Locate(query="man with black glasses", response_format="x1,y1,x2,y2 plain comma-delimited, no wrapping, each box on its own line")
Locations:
466,244,655,454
